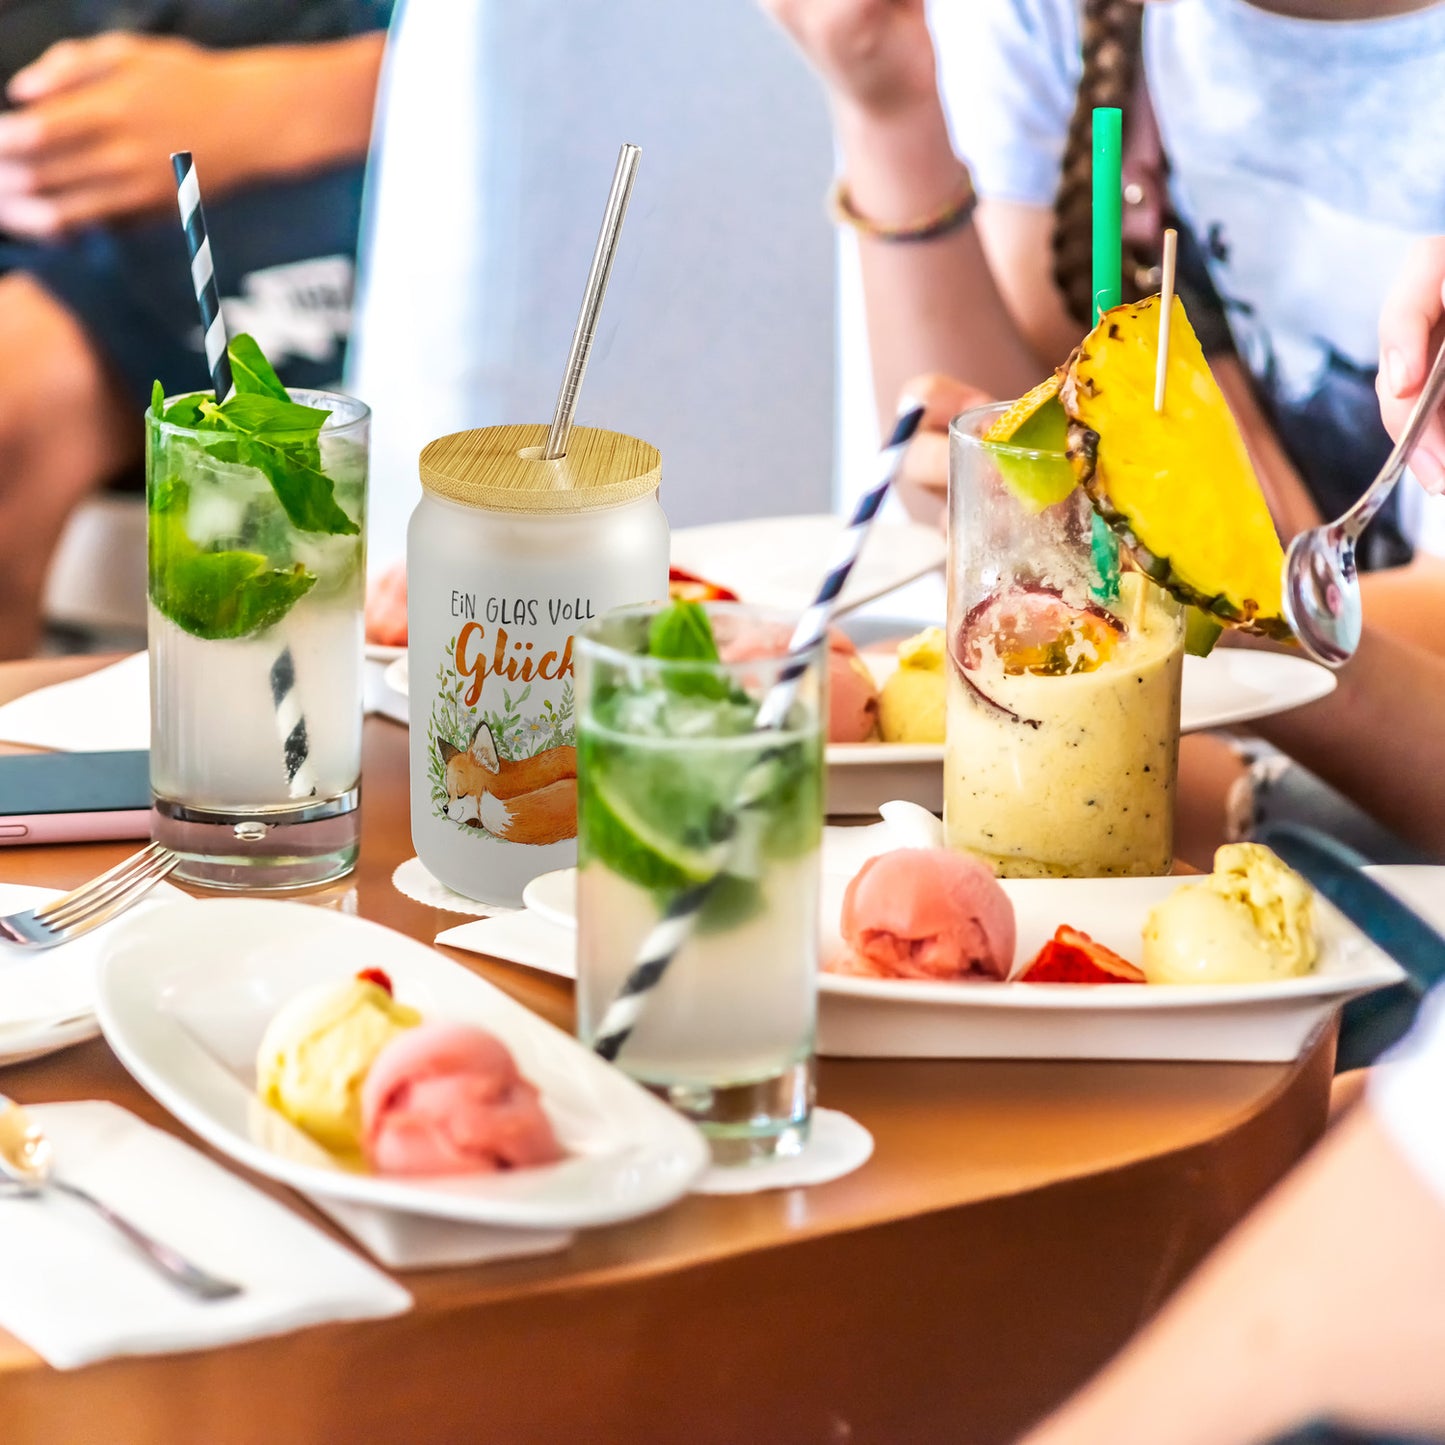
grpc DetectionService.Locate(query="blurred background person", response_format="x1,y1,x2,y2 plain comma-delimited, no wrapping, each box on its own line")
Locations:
0,0,392,660
348,0,836,585
765,0,1445,626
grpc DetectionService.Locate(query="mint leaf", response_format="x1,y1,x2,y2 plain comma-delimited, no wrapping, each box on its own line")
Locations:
648,602,719,663
228,333,289,401
161,393,207,428
195,394,356,536
240,438,359,536
150,379,164,417
149,499,317,639
200,394,331,441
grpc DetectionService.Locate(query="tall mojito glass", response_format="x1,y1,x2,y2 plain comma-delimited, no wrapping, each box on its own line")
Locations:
147,387,368,889
946,403,1184,878
574,604,823,1164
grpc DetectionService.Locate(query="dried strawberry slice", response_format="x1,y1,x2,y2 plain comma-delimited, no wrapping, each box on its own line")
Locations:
668,566,739,603
1020,926,1145,984
355,967,395,996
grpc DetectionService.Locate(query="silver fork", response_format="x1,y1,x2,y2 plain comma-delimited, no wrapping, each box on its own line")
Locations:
0,844,181,950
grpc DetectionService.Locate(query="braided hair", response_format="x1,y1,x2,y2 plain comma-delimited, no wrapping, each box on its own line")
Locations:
1051,0,1150,325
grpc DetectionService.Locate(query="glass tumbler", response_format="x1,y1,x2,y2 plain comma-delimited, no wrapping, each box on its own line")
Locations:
147,389,368,889
945,402,1184,878
574,603,824,1164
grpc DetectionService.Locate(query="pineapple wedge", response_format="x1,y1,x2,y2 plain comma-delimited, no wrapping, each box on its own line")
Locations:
1059,296,1291,639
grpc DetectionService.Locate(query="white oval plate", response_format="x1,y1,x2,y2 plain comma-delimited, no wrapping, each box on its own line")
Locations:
365,642,405,664
95,898,709,1228
519,853,1417,1063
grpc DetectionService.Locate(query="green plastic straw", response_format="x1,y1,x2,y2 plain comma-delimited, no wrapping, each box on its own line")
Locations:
1091,107,1123,323
1090,106,1123,592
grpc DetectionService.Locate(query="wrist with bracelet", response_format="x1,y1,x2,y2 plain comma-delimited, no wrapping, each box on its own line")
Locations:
827,168,978,244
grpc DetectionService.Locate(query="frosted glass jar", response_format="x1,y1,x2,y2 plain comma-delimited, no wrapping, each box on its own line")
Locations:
408,424,669,905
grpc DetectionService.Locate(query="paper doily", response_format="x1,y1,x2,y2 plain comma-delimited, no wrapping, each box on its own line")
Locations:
390,857,517,917
691,1108,873,1195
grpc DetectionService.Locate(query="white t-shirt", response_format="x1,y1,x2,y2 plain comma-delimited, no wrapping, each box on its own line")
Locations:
349,0,838,575
844,0,1445,558
1374,983,1445,1205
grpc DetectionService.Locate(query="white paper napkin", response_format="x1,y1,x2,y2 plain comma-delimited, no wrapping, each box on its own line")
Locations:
691,1108,873,1195
0,882,188,1032
306,1192,573,1270
436,911,577,979
0,653,149,752
0,1102,410,1369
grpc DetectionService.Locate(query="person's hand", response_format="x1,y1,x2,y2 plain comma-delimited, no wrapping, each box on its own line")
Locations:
1377,235,1445,494
366,561,408,647
757,0,938,118
896,373,995,531
0,33,252,240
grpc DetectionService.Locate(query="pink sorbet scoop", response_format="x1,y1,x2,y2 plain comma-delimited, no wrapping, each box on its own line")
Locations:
361,1022,563,1176
839,848,1016,981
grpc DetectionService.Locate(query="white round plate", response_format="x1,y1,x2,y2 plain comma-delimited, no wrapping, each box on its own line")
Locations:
385,655,409,699
1,880,187,1069
366,515,945,658
523,870,578,931
0,1014,100,1069
95,898,709,1228
386,628,1335,816
670,514,946,615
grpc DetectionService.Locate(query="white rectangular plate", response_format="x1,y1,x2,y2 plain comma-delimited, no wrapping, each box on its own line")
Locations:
817,872,1406,1063
95,899,708,1228
522,857,1416,1065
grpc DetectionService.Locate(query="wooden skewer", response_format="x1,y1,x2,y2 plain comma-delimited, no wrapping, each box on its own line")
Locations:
1153,228,1179,414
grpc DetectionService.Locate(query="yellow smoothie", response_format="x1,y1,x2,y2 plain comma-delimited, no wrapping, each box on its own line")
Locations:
944,584,1183,878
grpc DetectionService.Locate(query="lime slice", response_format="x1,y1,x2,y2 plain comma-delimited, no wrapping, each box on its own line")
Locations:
982,376,1078,514
580,773,727,894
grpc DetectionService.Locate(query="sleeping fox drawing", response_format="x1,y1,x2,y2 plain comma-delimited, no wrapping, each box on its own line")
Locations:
438,721,577,845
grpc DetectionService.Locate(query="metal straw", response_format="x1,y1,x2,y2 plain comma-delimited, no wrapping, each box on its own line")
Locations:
170,151,317,800
591,401,927,1062
542,143,642,460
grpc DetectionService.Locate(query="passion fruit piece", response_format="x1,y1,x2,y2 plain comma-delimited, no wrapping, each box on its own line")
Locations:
981,377,1078,514
959,585,1123,678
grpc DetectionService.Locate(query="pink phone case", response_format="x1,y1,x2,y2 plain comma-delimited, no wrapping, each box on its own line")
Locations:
0,811,153,846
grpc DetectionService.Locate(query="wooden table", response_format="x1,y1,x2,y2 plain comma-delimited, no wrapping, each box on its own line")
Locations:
0,656,1336,1445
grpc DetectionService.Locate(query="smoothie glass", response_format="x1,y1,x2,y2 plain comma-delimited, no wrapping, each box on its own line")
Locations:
573,604,824,1164
147,390,368,889
946,403,1184,878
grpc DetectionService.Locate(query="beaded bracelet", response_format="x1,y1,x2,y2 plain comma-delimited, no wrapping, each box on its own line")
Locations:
827,175,978,244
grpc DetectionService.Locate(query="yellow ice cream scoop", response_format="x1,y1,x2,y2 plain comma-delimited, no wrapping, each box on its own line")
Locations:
256,974,421,1153
878,627,946,744
1142,843,1318,984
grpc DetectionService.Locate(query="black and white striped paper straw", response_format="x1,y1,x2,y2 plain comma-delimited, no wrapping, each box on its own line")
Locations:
171,152,231,404
591,401,926,1062
171,151,316,800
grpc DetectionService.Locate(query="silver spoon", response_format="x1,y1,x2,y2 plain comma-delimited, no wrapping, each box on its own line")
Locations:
1283,337,1445,667
0,1095,243,1302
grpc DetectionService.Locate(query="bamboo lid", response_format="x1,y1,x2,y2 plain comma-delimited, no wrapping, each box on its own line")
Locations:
418,424,661,514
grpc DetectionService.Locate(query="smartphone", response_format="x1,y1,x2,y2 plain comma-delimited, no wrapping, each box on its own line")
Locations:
0,750,152,845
